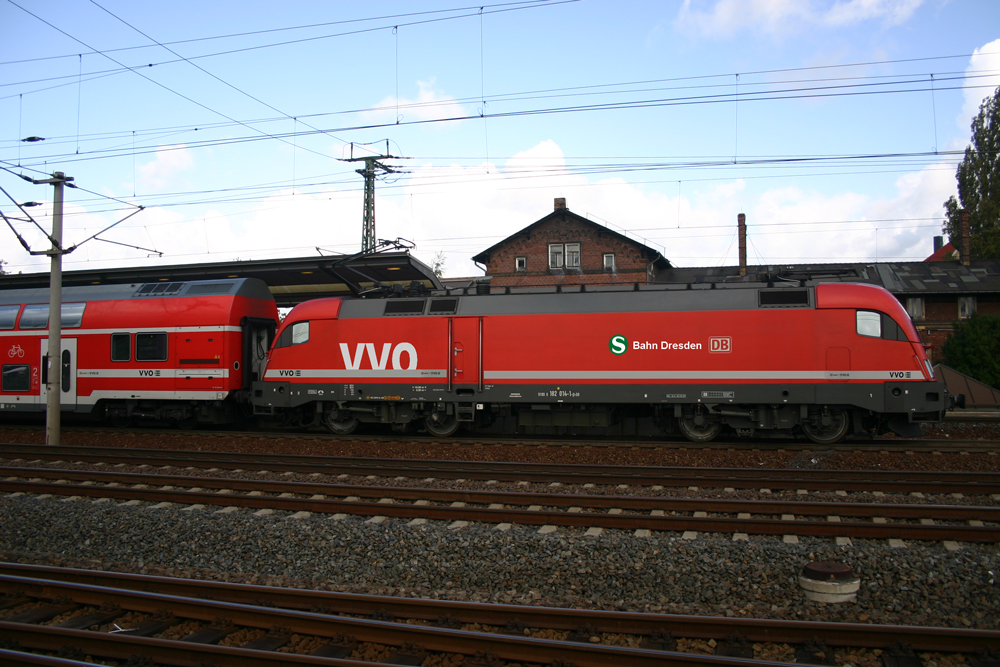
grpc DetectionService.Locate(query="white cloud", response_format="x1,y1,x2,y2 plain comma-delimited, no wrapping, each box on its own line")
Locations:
362,78,470,126
135,145,194,193
959,38,1000,131
675,0,923,37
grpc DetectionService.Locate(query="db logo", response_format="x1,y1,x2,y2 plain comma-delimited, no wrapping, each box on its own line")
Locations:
709,337,732,353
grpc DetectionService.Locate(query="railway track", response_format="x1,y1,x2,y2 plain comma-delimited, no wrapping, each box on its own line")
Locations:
2,443,1000,492
0,564,997,666
3,462,998,544
3,423,1000,452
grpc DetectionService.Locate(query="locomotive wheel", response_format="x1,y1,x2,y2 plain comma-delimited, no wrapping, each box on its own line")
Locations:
324,411,359,435
424,413,459,437
802,408,849,445
677,417,721,442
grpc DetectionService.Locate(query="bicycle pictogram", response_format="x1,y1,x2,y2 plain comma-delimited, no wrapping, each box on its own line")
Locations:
7,344,24,358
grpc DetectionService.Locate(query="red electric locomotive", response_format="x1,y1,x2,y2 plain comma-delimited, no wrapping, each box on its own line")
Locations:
0,278,277,426
253,281,951,443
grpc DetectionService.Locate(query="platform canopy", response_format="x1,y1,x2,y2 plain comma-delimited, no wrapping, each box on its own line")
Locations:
0,252,443,307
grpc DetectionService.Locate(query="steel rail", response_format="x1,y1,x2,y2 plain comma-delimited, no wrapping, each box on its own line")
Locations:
3,479,998,542
2,565,998,654
0,574,784,667
2,443,999,491
5,466,1000,522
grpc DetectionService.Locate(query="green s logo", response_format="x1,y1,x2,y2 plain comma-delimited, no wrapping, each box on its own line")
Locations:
609,334,628,355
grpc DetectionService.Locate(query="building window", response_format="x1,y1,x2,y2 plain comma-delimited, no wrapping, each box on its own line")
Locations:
959,296,976,319
565,243,580,268
515,256,526,272
603,253,616,272
906,297,924,320
548,243,581,269
548,244,564,269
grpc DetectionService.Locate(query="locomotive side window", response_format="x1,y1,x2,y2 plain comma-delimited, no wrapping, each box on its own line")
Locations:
2,364,30,392
111,333,131,362
275,321,309,348
0,305,20,330
291,321,309,345
136,333,168,361
856,311,881,338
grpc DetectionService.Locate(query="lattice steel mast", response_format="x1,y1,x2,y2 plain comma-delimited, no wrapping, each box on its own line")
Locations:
342,141,400,253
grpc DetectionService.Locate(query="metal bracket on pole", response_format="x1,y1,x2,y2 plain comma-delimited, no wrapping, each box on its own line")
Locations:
340,142,406,253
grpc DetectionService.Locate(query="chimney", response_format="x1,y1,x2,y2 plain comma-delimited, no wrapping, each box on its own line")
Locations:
933,236,943,252
738,213,747,277
960,209,971,266
554,198,566,210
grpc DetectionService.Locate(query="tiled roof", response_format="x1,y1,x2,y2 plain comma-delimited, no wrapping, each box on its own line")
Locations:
657,259,1000,295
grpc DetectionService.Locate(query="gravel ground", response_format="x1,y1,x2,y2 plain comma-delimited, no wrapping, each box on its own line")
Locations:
0,492,997,631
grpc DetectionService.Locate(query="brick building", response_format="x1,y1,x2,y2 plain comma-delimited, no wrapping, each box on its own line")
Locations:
470,198,670,287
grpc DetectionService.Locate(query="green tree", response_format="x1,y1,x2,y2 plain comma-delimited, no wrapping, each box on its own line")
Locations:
431,251,446,278
943,86,1000,260
941,313,1000,390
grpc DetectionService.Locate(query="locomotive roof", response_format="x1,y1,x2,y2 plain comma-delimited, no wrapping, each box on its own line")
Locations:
0,277,273,306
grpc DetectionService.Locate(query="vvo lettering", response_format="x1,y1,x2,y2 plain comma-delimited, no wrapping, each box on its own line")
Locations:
339,343,418,370
709,336,732,353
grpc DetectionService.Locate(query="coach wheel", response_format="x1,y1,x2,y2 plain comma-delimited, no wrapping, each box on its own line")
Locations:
678,417,721,442
325,410,359,435
110,416,132,428
802,408,849,445
424,412,459,437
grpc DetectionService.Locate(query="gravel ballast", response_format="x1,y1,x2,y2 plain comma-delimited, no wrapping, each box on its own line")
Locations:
1,493,996,630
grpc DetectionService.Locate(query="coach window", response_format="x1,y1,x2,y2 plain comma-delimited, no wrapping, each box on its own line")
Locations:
111,333,131,362
18,304,49,329
135,333,168,362
15,303,85,329
856,310,881,338
959,296,976,319
2,365,30,392
0,305,19,330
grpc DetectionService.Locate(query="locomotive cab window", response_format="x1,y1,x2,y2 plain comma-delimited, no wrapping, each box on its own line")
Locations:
136,333,168,362
856,311,881,338
275,321,309,348
111,333,131,362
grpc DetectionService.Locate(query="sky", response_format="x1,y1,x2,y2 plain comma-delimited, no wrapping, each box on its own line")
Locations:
1,0,999,279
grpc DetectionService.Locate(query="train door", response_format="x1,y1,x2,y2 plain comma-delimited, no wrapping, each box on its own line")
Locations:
175,331,225,393
39,338,77,409
450,317,482,388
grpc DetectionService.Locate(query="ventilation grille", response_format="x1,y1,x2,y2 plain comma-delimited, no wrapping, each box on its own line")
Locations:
134,282,184,297
186,282,235,296
384,300,425,315
759,289,810,307
428,298,459,314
